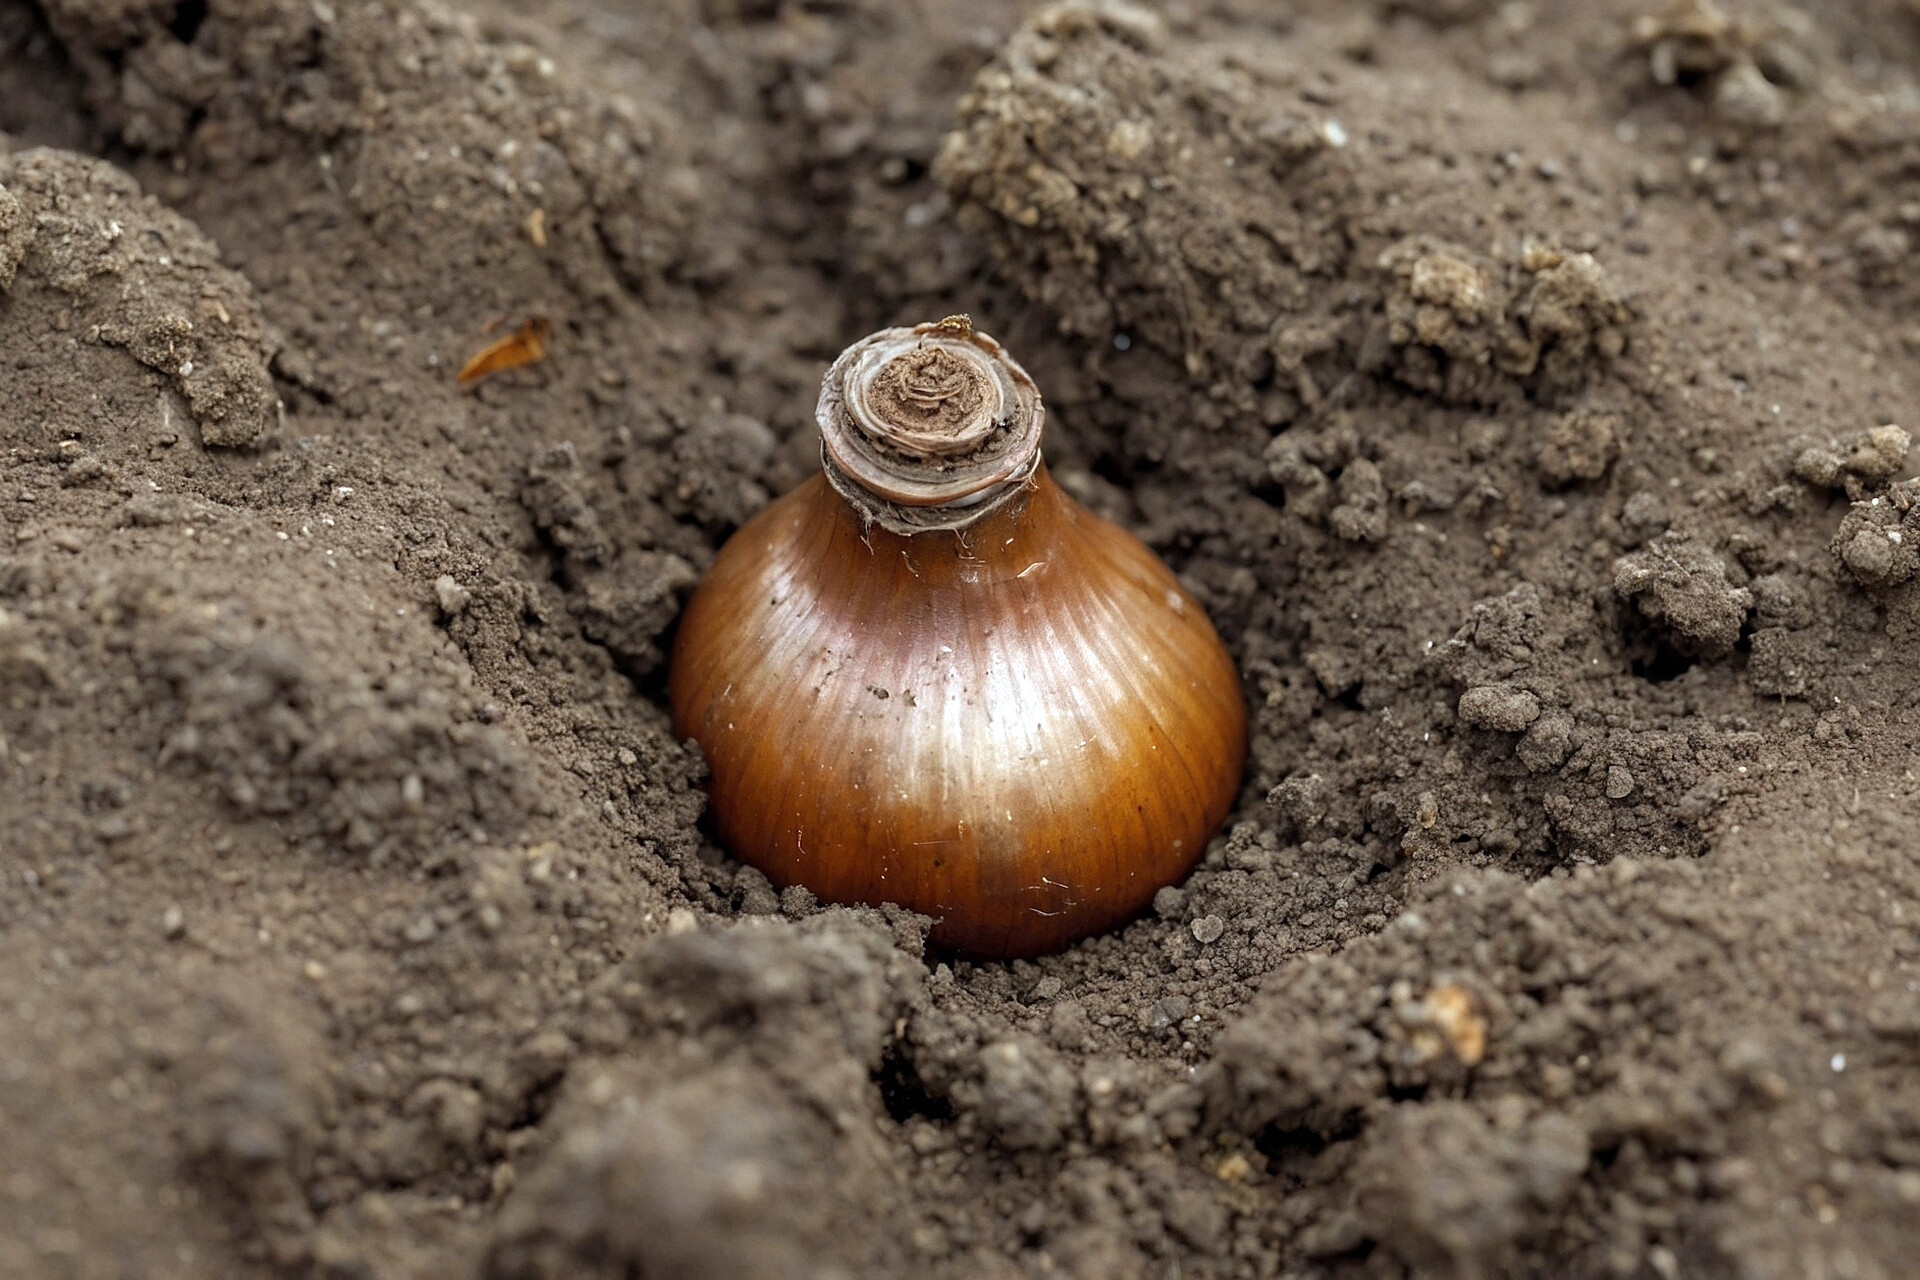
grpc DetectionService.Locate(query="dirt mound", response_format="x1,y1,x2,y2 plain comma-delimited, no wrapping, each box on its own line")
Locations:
4,0,1920,1277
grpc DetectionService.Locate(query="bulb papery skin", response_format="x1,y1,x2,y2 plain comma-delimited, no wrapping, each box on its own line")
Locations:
668,463,1248,958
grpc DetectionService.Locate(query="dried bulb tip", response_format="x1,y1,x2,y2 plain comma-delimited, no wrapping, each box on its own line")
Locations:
817,319,1045,531
864,344,996,458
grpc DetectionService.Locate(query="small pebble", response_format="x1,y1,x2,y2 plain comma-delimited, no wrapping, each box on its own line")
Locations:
1606,766,1636,800
161,905,186,940
1191,915,1225,944
1150,995,1192,1029
434,575,472,615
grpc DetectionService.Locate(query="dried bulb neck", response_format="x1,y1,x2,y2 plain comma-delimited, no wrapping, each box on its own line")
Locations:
818,317,1045,535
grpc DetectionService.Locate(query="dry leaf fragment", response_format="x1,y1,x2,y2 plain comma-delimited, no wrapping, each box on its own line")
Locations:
458,316,552,387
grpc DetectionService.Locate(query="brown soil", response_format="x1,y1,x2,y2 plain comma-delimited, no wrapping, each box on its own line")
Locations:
4,0,1920,1277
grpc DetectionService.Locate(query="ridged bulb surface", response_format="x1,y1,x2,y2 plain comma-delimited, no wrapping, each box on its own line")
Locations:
668,320,1247,958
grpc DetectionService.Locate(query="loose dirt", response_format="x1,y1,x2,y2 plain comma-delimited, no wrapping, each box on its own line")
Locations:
4,1,1920,1277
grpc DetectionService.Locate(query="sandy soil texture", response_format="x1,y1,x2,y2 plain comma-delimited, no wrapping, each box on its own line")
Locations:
4,0,1920,1276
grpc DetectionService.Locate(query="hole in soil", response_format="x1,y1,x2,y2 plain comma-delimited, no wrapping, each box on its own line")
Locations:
1250,471,1287,508
1253,1124,1330,1160
168,0,208,43
631,639,674,708
874,1042,954,1123
1090,451,1136,490
1617,605,1701,684
1631,641,1695,683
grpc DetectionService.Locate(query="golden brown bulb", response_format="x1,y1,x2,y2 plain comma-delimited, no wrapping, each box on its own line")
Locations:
668,318,1247,957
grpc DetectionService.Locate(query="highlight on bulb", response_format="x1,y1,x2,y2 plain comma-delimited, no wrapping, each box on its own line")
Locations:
668,318,1247,958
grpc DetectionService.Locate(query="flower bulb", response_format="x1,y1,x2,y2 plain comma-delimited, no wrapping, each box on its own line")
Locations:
669,318,1246,957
